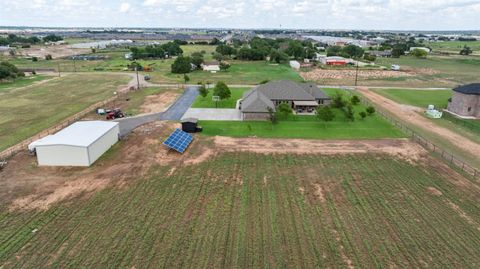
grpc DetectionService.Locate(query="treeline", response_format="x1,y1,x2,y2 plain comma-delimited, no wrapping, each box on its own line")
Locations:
213,37,317,63
129,41,183,59
0,34,63,46
377,38,429,58
0,62,24,80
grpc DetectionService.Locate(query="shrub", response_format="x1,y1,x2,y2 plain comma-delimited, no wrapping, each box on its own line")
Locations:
316,105,335,124
359,111,367,119
332,92,346,108
198,84,208,98
350,95,360,105
45,54,53,60
366,106,376,115
276,103,292,119
32,57,38,62
345,104,355,121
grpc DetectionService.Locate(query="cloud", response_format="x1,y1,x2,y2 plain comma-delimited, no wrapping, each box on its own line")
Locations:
119,2,131,13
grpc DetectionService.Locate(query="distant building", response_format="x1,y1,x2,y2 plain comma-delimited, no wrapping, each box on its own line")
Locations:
409,47,431,53
447,83,480,118
201,61,220,72
369,50,392,58
318,56,352,66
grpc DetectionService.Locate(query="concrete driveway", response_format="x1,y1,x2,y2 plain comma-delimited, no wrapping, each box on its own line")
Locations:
182,108,242,121
116,86,199,136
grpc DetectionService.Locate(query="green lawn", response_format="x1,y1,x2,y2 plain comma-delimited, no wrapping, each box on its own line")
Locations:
0,75,48,91
371,88,452,109
200,105,405,140
191,88,248,108
427,40,480,55
2,153,479,267
0,73,130,151
374,55,480,87
163,61,304,85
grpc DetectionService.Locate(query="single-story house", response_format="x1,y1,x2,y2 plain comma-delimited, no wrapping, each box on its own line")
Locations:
369,50,392,58
28,121,120,166
319,56,352,66
202,61,220,72
239,80,331,120
447,83,480,118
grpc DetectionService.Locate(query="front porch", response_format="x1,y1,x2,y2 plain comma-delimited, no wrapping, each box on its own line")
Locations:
293,101,318,115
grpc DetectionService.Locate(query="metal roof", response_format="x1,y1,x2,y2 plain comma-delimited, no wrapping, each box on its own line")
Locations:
453,83,480,95
31,121,119,148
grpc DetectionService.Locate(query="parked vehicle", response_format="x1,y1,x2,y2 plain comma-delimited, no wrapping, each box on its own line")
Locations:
106,109,125,120
144,75,151,81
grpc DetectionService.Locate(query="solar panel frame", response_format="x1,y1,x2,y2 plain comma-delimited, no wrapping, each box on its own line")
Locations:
163,129,193,153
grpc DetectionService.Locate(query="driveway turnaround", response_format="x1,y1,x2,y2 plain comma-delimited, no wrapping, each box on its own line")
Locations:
181,108,242,121
116,86,199,136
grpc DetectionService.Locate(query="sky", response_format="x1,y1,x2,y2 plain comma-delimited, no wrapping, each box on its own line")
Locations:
1,0,480,30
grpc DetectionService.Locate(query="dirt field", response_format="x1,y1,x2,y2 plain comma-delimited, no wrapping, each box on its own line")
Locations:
0,119,435,212
15,45,90,59
139,91,180,114
1,121,480,267
300,68,413,81
359,87,480,166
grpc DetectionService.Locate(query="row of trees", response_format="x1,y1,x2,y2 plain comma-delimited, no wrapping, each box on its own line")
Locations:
326,44,365,58
0,34,63,46
130,42,183,59
0,62,24,80
198,81,231,100
171,54,230,74
213,38,317,63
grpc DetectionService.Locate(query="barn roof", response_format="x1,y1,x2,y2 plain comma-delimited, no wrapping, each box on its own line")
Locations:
453,83,480,95
30,121,119,148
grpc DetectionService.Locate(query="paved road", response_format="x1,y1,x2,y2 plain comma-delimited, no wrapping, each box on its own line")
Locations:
116,86,199,137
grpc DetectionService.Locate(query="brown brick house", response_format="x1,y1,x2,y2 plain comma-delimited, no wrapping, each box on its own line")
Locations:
447,83,480,118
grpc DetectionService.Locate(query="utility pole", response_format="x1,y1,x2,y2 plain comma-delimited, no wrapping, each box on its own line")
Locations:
354,60,359,87
135,66,140,90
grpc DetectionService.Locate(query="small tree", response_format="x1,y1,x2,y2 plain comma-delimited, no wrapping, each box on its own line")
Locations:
345,104,355,121
316,105,335,127
460,45,473,56
171,56,191,74
219,62,230,71
32,57,38,62
276,103,292,119
366,106,376,116
45,54,53,60
91,48,96,53
267,107,277,124
184,74,190,84
359,111,367,120
350,95,360,105
213,81,231,100
332,92,346,108
410,49,428,59
198,84,208,98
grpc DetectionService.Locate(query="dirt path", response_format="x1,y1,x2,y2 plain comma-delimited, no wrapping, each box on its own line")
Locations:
358,87,480,160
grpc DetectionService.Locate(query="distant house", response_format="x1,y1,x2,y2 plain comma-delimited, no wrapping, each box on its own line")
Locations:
239,80,331,120
409,47,431,53
369,50,392,58
201,61,220,72
447,83,480,118
318,56,352,66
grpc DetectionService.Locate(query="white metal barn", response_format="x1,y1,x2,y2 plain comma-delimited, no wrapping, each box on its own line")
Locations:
29,121,120,167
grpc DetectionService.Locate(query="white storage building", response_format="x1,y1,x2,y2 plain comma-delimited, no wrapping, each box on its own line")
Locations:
29,121,120,167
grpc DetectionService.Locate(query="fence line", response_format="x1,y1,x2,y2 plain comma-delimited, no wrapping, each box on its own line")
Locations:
356,93,479,180
0,85,136,161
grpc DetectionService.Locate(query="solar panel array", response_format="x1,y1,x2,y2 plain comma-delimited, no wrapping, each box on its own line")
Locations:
163,129,193,154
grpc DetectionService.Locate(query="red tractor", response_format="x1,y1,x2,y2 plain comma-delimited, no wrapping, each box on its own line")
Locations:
106,109,125,120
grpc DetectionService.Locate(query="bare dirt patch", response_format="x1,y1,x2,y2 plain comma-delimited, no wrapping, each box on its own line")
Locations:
300,68,412,81
358,87,480,161
139,91,180,114
447,201,480,231
213,136,427,162
16,45,90,59
313,183,326,203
